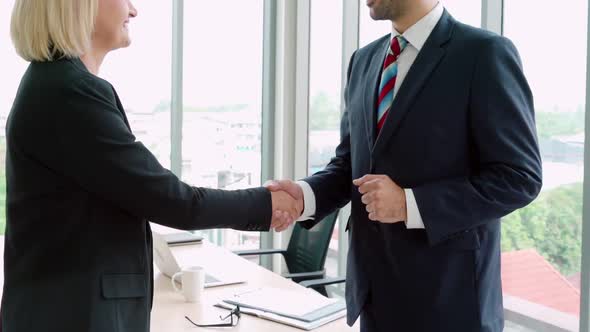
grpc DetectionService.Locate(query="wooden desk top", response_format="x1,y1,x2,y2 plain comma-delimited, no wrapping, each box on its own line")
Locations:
151,237,358,332
0,230,357,331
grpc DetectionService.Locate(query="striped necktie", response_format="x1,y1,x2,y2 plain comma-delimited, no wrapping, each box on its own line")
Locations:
376,35,408,134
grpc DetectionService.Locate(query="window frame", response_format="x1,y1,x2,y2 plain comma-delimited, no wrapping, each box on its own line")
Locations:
154,0,590,328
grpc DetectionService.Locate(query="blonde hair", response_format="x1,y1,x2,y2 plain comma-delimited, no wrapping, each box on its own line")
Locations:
10,0,98,62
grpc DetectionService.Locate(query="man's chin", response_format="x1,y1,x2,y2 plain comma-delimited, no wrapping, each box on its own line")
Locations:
369,10,386,21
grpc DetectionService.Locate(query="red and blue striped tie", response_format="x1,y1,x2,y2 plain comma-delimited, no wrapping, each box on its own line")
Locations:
376,35,408,134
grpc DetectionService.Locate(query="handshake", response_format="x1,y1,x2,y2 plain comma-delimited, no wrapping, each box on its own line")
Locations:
266,174,408,232
266,180,305,232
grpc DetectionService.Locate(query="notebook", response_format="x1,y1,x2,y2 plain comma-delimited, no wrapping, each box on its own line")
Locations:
162,231,203,246
221,287,346,323
215,301,346,330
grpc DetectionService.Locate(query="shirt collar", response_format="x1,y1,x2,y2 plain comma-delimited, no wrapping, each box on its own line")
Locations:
392,2,444,52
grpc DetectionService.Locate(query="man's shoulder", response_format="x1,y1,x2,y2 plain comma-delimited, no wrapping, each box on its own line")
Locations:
450,20,512,52
355,34,390,59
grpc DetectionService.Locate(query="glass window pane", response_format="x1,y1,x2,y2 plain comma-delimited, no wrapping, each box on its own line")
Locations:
504,321,536,332
502,0,587,324
359,0,481,47
442,0,481,28
0,1,29,235
359,1,391,48
183,1,263,251
100,2,172,170
308,0,344,278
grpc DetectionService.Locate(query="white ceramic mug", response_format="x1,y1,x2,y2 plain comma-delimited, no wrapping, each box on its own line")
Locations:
171,266,205,302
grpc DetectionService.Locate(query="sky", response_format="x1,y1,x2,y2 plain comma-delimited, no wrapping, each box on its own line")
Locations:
100,1,264,112
504,0,588,112
1,0,588,117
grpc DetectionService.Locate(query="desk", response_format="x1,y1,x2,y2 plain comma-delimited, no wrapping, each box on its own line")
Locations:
150,237,358,331
0,234,357,331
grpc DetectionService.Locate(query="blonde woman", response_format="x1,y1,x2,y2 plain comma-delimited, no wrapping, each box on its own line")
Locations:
2,1,300,331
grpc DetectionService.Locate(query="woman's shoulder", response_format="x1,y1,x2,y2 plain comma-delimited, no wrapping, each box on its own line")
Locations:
28,58,114,99
13,58,120,127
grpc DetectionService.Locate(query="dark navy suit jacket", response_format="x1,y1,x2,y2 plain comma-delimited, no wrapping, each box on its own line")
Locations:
301,11,542,332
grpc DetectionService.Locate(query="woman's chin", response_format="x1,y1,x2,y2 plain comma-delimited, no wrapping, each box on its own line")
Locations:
108,39,132,52
119,30,132,47
118,37,132,49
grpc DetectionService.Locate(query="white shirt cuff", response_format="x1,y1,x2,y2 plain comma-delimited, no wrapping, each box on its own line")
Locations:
404,189,425,229
295,181,316,221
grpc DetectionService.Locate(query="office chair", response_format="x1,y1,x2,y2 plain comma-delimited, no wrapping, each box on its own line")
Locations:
234,210,339,285
300,277,346,297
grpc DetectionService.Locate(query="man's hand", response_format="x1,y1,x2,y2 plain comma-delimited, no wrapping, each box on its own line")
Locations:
265,180,304,231
353,174,407,223
270,191,299,232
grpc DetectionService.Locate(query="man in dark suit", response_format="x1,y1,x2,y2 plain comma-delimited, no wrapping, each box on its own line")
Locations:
266,0,542,331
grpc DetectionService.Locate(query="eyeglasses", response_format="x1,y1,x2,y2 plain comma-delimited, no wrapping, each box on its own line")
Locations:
184,305,241,328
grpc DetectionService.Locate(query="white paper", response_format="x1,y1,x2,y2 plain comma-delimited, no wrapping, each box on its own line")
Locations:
227,287,338,317
216,302,346,331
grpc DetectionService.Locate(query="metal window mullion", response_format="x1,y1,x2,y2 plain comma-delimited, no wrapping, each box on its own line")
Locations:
171,0,184,177
337,0,360,278
259,0,279,270
267,0,297,273
280,0,311,257
579,0,590,329
481,0,503,34
269,0,311,272
293,0,311,182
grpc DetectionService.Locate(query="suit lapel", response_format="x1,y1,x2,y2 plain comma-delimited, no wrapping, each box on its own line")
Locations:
362,35,391,149
373,11,455,154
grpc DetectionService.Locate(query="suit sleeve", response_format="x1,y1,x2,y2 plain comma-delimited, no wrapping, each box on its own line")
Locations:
412,36,542,245
54,76,272,232
299,51,357,228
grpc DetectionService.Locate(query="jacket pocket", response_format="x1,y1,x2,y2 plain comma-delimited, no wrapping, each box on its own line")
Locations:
101,274,149,332
439,229,481,251
101,273,147,299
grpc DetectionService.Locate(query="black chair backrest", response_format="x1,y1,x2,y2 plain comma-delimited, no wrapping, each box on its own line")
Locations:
283,210,339,274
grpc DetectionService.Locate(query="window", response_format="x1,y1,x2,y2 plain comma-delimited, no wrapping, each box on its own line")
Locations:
0,1,29,234
358,1,391,48
359,0,482,47
502,0,587,321
308,0,344,277
100,2,172,170
442,0,481,28
182,1,264,250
